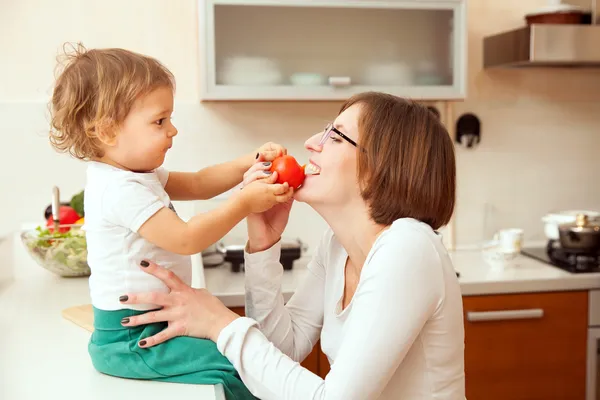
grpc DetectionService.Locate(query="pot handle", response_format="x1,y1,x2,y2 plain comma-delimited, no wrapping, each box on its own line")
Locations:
215,241,226,254
296,237,308,253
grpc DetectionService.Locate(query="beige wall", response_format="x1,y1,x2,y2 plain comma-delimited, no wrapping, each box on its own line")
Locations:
1,0,600,253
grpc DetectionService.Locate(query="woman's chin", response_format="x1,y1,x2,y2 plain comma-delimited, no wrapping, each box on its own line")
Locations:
294,184,314,204
295,175,323,203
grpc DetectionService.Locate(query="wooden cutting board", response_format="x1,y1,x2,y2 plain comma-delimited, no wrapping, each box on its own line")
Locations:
62,304,94,332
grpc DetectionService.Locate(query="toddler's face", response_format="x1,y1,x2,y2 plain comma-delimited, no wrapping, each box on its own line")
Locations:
105,85,177,172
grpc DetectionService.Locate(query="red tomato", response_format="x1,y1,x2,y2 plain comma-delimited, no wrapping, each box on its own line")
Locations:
270,155,306,190
46,205,81,233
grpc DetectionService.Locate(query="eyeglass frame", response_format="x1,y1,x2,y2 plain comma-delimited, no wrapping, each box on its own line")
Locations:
319,123,357,148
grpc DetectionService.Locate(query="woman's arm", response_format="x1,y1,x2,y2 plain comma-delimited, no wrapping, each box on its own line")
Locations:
240,231,330,362
217,228,447,399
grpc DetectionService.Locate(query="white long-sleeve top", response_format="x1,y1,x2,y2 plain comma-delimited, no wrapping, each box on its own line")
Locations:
216,218,466,399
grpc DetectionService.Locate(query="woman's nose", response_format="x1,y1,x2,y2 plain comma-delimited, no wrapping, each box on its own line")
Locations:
304,132,323,152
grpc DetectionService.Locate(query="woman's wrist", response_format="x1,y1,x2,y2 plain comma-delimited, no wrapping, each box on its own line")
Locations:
210,309,240,343
246,237,281,254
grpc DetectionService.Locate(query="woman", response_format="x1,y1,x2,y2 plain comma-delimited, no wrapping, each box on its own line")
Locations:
120,92,465,399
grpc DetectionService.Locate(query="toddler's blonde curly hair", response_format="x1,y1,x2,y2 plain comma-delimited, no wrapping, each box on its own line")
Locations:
49,43,175,160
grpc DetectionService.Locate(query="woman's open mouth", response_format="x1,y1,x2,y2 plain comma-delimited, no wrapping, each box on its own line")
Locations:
305,162,321,175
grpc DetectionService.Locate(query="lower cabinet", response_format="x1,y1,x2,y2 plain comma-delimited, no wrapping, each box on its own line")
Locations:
462,291,588,400
230,289,589,397
228,306,327,377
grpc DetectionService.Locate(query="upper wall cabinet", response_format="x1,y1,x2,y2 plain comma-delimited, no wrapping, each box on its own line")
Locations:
198,0,467,101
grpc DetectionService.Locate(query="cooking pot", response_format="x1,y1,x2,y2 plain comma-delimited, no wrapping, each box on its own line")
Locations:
542,210,600,240
558,214,600,253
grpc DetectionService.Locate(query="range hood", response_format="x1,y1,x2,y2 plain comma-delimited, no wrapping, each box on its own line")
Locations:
483,24,600,68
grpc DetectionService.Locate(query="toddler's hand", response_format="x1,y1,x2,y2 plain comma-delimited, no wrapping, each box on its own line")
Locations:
237,172,293,214
256,142,287,162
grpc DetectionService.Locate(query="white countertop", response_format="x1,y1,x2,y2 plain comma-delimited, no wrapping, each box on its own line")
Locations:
452,251,600,295
204,250,600,306
5,236,600,400
0,238,224,400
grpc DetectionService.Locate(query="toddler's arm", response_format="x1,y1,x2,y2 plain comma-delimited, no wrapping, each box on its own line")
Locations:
138,175,291,255
165,142,286,201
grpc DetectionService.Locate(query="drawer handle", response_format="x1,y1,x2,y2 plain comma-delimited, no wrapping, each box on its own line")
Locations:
466,309,544,322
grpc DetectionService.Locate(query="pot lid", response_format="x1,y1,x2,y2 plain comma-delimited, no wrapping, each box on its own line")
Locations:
560,214,600,233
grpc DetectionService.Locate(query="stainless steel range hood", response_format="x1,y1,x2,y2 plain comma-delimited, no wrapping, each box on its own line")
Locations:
483,24,600,68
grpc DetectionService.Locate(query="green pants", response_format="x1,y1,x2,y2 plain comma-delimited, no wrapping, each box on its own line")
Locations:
88,307,257,400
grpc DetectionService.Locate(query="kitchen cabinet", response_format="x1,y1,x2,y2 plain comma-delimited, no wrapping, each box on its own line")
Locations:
228,306,324,376
463,291,588,400
198,0,467,101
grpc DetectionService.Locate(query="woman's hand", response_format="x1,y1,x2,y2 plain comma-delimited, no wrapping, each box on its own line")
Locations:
242,159,294,253
120,260,240,346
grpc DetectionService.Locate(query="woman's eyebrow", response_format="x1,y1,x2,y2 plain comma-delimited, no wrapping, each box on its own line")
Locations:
333,123,346,131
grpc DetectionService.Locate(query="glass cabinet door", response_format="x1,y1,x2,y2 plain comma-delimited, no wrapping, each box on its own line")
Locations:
200,0,466,100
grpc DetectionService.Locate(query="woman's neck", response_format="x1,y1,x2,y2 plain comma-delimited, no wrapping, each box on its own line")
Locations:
316,201,388,273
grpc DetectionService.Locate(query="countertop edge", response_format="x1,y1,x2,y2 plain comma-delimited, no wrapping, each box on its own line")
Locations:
460,276,600,296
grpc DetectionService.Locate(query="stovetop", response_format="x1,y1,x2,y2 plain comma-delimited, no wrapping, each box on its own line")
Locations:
521,240,600,273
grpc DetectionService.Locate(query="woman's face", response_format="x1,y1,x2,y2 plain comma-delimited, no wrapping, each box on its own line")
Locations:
295,103,362,206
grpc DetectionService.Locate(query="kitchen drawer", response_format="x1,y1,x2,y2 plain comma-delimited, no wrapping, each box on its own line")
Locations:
463,291,588,400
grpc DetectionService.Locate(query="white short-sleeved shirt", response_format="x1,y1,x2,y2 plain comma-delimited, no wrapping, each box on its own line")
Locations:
84,161,191,311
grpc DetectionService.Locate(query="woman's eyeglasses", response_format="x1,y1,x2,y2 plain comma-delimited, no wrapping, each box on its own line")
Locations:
319,123,357,148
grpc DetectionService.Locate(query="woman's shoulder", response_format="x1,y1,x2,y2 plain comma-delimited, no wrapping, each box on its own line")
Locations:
367,218,451,276
382,218,444,248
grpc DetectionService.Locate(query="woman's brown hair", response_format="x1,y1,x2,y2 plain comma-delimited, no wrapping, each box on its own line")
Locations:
49,43,175,160
340,92,456,230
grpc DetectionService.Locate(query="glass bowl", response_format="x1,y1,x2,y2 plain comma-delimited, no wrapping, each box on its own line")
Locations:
20,224,90,277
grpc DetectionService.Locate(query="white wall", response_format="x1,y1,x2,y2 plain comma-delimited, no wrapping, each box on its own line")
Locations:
2,0,600,254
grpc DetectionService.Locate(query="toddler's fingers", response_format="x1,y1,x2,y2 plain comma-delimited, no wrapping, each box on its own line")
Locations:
260,149,280,161
270,182,289,195
275,189,294,203
262,171,278,184
271,144,287,157
278,187,294,203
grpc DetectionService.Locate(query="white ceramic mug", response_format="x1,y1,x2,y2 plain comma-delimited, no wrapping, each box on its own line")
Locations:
496,228,524,253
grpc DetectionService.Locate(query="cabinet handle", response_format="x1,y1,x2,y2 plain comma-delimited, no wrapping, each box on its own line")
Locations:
466,308,544,322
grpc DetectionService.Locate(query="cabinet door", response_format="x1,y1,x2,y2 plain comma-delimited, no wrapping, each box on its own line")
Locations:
319,346,330,379
463,291,588,400
227,306,321,375
199,0,466,101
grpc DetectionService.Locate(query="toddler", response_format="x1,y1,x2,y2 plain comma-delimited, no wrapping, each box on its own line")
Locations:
49,43,291,400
